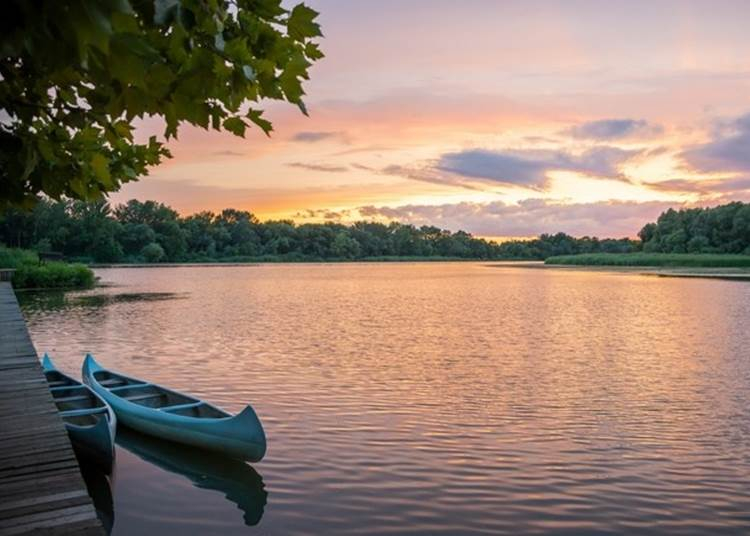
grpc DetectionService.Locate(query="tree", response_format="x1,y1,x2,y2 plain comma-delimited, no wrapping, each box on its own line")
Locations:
141,242,165,262
66,200,123,261
214,209,260,255
114,199,186,260
0,0,323,208
118,222,157,257
331,231,361,259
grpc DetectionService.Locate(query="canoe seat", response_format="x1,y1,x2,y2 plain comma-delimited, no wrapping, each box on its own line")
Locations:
109,383,151,393
159,401,203,413
54,394,91,403
60,407,107,418
99,379,127,387
49,385,83,392
123,393,164,403
47,380,71,388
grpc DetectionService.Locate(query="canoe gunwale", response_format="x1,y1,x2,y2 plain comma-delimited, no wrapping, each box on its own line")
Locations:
85,359,230,421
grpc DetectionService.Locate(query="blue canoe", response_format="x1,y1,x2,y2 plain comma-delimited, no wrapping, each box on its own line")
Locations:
82,354,266,462
41,354,116,473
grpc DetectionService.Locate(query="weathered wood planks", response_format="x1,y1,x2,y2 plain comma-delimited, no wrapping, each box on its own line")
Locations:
0,282,104,535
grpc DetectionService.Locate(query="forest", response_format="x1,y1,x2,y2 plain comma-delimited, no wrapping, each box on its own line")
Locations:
638,202,750,254
2,199,748,263
0,199,637,262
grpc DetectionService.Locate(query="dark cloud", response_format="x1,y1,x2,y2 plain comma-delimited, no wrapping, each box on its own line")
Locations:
643,177,750,194
566,119,663,140
332,144,396,156
437,150,552,188
356,199,676,238
681,112,750,173
374,163,484,191
211,150,245,156
287,162,349,173
295,208,350,221
291,131,343,143
433,147,638,189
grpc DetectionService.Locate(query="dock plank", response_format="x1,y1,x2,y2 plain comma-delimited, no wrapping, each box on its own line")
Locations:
0,282,104,536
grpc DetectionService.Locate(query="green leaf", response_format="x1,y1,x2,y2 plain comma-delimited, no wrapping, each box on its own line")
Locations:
223,117,247,137
114,120,133,140
111,12,139,33
224,38,252,64
287,4,322,41
305,42,324,60
246,109,273,136
37,139,55,162
90,153,112,186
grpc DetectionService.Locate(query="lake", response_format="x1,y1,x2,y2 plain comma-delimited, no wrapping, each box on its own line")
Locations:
19,263,750,535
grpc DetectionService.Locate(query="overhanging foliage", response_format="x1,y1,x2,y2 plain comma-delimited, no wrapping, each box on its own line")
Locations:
0,0,323,207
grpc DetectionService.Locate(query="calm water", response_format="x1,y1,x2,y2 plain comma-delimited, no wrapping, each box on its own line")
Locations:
19,263,750,535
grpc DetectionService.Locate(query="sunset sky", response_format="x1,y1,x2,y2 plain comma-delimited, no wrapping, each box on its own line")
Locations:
114,0,750,240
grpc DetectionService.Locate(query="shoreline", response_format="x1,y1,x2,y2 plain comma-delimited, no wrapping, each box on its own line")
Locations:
88,258,520,268
487,262,750,281
79,259,750,282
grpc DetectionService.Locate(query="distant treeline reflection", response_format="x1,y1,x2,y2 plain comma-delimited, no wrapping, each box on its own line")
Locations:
3,199,749,263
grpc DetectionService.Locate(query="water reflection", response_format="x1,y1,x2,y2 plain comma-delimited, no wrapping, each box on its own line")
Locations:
79,461,114,534
19,291,185,311
115,426,267,526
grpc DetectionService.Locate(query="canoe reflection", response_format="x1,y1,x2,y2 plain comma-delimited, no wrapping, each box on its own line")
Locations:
115,426,268,526
79,461,114,535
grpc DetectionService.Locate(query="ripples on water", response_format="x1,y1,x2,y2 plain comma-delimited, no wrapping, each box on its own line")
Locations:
19,263,750,535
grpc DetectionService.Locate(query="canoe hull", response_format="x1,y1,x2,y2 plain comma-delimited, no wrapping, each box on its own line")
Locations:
107,402,266,462
66,416,116,474
42,355,116,473
82,355,266,462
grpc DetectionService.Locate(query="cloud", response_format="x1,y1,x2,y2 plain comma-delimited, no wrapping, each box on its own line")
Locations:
287,162,349,173
355,199,676,238
291,131,344,143
565,118,663,140
643,177,750,195
210,150,245,157
380,163,485,191
432,147,639,189
295,208,350,221
681,112,750,173
436,150,553,189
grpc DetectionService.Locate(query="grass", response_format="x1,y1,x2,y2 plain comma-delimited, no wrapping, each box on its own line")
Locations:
545,253,750,268
0,246,95,289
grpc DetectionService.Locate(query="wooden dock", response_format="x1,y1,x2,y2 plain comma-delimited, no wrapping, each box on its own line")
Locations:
0,282,104,535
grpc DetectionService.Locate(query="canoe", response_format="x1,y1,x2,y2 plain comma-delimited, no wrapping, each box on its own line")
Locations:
41,354,116,473
82,354,266,462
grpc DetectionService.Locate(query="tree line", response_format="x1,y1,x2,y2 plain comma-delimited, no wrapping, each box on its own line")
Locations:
0,198,638,262
639,202,750,254
3,199,748,263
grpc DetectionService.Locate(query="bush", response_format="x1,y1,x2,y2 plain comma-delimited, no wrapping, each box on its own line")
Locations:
13,262,95,289
0,247,38,268
141,242,166,263
0,246,95,289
